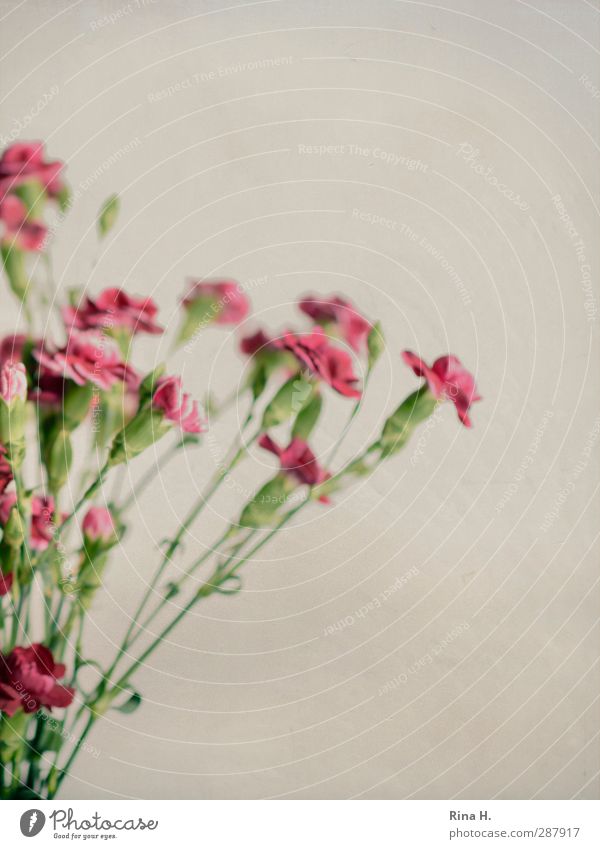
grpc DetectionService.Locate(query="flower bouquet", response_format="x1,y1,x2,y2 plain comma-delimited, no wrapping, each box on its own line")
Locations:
0,142,480,799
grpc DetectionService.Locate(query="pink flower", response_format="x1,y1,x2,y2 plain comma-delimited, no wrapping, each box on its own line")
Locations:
0,492,58,551
259,434,330,500
0,361,27,404
299,294,371,353
0,572,13,596
82,506,115,543
63,287,163,336
35,330,135,391
0,445,13,494
402,351,481,427
275,328,362,398
0,334,26,369
152,376,204,434
0,142,64,201
0,644,74,716
0,195,47,251
183,280,249,326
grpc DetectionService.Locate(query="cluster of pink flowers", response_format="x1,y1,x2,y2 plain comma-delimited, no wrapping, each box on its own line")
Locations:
0,142,64,252
0,138,482,777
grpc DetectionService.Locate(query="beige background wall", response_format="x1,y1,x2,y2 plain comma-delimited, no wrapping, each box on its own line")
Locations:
0,0,599,798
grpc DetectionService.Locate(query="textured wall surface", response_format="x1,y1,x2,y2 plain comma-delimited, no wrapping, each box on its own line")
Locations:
0,0,598,799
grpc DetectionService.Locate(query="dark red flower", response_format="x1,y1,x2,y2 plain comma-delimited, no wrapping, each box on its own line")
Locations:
275,328,361,398
35,330,135,391
63,287,163,336
402,351,481,427
0,142,64,201
240,329,274,357
0,572,13,596
298,294,371,353
0,334,26,369
0,644,74,716
0,445,13,495
0,195,47,251
259,434,330,500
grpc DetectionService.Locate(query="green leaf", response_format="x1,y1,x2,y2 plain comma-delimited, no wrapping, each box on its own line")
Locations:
239,474,293,528
98,193,119,238
113,689,142,714
380,387,437,458
261,374,314,429
367,321,385,370
292,391,322,440
1,245,29,301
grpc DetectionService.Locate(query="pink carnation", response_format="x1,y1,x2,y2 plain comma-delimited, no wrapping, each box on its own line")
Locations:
152,375,204,434
35,330,135,391
275,327,361,398
240,329,274,357
64,287,163,336
402,351,481,428
0,644,74,716
183,280,249,326
0,334,26,369
0,195,47,251
259,434,330,500
0,142,64,201
298,294,371,353
0,492,58,551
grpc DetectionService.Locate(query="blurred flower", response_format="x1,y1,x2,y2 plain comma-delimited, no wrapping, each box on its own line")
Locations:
0,361,27,404
402,351,481,427
63,287,163,336
0,445,13,494
0,572,13,596
0,195,47,251
276,327,361,398
240,329,274,357
82,506,115,544
152,376,204,434
0,142,63,201
259,434,330,498
35,330,135,391
0,492,58,551
183,280,249,326
0,334,26,369
0,644,74,716
299,294,371,353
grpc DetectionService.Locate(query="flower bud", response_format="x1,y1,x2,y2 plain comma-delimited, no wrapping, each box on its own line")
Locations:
82,506,116,545
0,362,27,462
380,387,437,458
3,503,25,549
261,374,314,429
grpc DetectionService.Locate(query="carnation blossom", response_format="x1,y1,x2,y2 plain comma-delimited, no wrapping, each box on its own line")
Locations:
0,142,64,201
152,376,204,434
275,327,361,398
183,280,249,326
82,506,115,543
35,330,136,391
402,351,481,427
0,492,58,551
298,294,371,353
0,644,74,716
0,195,47,251
63,287,163,336
0,361,27,404
259,434,331,500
